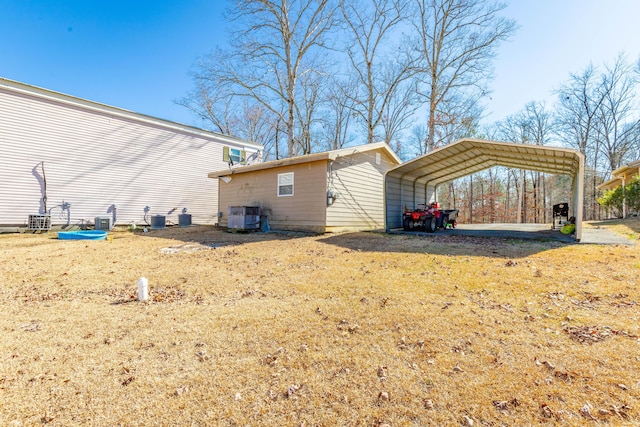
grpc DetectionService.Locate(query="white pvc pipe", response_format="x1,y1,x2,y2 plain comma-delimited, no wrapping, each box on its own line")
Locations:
137,277,149,301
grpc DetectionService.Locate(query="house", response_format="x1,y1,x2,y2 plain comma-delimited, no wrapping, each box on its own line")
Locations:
208,142,402,233
597,160,640,218
0,77,262,228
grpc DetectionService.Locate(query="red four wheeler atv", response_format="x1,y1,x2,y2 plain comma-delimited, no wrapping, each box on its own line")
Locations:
403,203,459,233
403,202,440,232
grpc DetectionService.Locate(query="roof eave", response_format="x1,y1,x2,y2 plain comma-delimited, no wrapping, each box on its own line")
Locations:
208,142,401,178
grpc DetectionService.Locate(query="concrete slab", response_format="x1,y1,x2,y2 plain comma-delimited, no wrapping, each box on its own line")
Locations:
392,223,635,245
0,227,22,234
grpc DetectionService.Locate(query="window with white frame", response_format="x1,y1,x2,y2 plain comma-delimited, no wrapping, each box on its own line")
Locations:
223,146,245,165
277,172,294,196
228,148,242,164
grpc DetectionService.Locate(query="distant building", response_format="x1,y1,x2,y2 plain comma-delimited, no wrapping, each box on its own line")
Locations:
0,77,261,228
597,160,640,218
209,142,401,233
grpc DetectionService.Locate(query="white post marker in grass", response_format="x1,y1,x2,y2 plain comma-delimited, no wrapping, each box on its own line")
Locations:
137,277,149,301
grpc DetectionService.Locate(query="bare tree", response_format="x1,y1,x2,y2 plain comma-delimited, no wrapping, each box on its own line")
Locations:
380,78,420,147
522,101,554,222
240,103,279,160
524,101,554,145
554,64,606,220
340,0,415,144
595,54,640,172
318,77,358,150
556,55,640,219
177,70,238,135
191,0,337,158
555,64,605,160
496,111,531,223
408,124,429,157
177,76,280,158
409,0,516,151
295,68,325,155
432,98,482,146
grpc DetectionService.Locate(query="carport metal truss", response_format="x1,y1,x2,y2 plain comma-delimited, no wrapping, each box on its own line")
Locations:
395,140,581,185
384,138,585,240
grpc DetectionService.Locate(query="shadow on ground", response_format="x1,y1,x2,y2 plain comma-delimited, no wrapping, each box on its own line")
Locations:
317,230,576,259
127,222,634,259
129,225,316,248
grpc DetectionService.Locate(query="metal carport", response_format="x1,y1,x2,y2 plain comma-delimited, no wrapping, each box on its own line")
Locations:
384,138,585,241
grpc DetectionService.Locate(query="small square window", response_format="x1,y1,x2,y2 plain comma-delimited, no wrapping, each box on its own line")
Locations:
229,148,242,164
278,172,294,197
223,147,245,165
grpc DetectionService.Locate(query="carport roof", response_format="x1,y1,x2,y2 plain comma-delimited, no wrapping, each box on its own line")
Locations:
387,138,583,186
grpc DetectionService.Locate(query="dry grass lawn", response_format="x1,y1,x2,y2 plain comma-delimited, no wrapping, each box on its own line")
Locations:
1,220,639,426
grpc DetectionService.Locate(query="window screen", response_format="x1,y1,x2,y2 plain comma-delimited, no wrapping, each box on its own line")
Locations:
278,172,294,196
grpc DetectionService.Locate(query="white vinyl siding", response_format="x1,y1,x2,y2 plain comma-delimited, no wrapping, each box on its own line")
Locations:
325,149,398,230
0,80,260,226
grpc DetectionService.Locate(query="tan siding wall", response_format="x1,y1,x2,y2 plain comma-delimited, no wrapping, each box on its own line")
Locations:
325,148,398,230
218,161,327,232
0,86,253,226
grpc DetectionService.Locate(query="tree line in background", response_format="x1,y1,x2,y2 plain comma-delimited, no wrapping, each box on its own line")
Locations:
178,0,640,223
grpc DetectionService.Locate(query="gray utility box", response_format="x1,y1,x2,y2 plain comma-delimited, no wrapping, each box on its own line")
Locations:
28,214,51,231
95,216,113,230
150,215,166,230
228,206,261,230
178,213,192,227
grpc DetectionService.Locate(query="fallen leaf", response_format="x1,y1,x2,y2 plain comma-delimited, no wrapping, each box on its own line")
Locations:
377,366,388,379
378,391,389,401
121,376,135,386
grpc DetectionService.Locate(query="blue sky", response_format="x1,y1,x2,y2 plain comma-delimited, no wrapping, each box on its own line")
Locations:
0,0,227,125
1,0,639,129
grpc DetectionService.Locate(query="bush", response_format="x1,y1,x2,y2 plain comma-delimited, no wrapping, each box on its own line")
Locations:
626,176,640,214
598,176,640,216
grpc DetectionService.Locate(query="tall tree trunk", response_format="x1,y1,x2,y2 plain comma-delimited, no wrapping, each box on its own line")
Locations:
480,180,485,223
287,82,296,157
523,173,528,223
532,171,538,223
469,175,474,224
448,182,456,208
489,169,496,223
505,172,511,222
275,118,281,160
542,174,547,223
517,169,523,223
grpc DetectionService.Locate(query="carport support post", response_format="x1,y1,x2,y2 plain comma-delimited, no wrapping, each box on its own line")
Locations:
572,153,585,241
